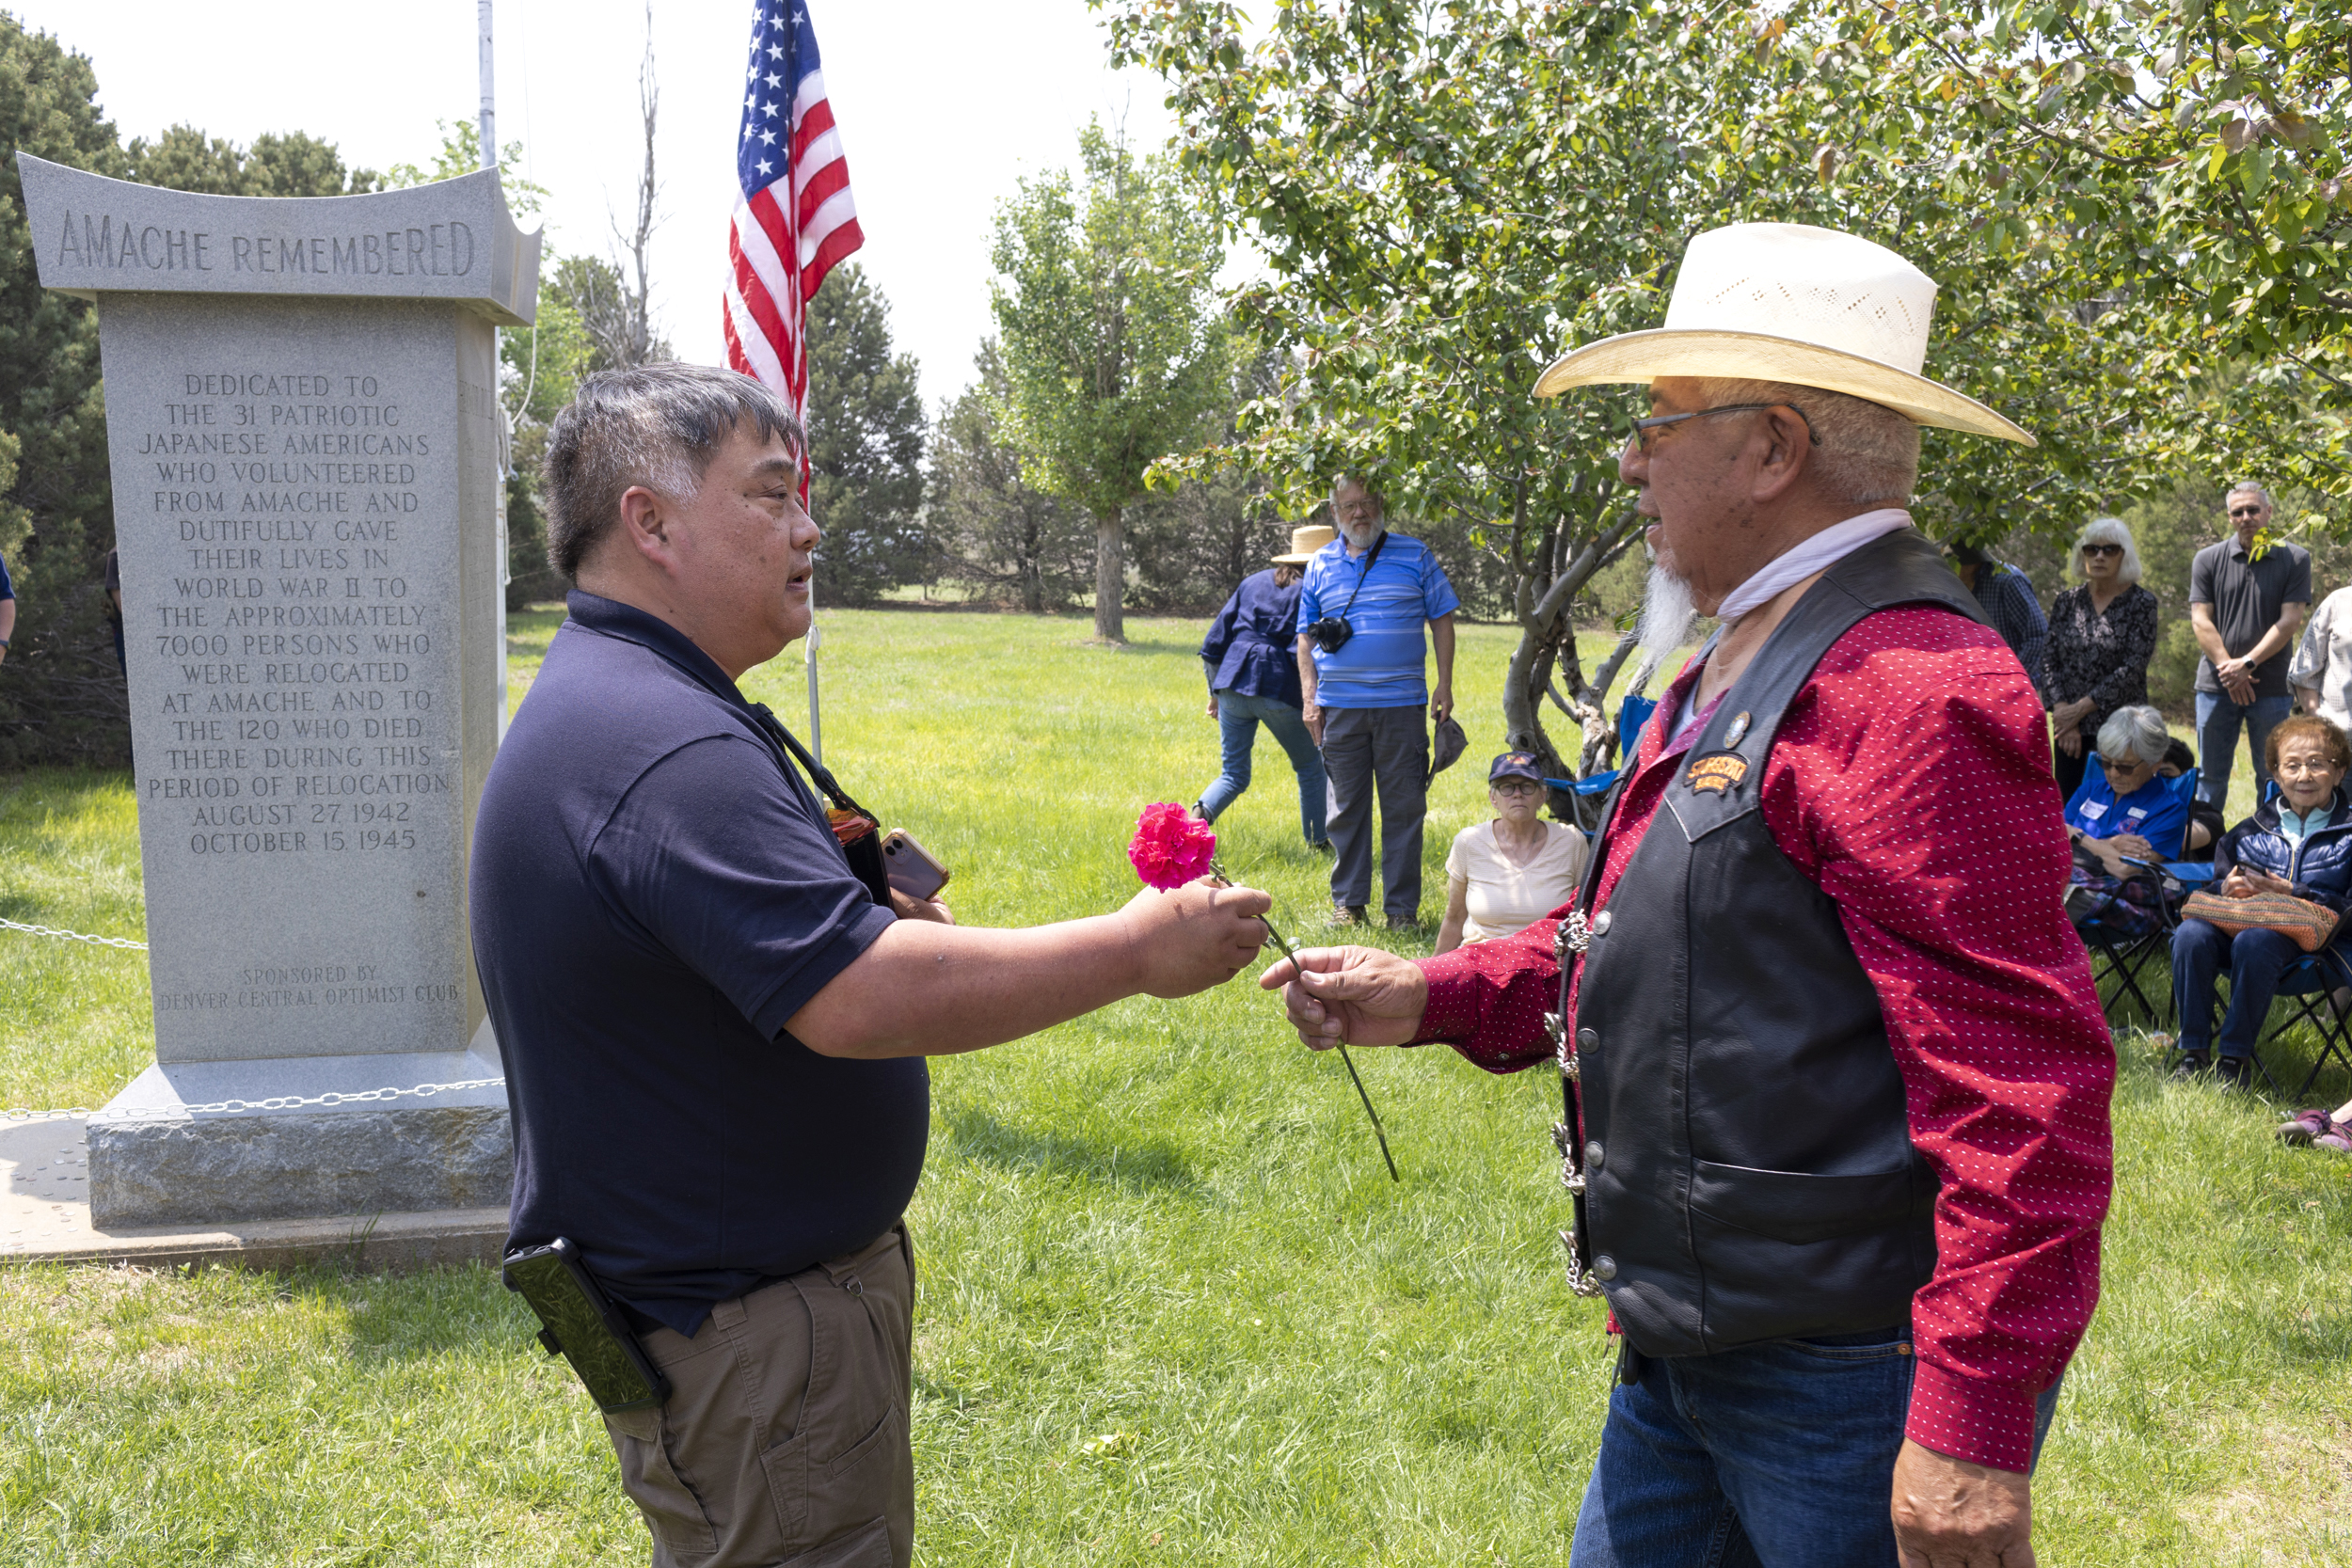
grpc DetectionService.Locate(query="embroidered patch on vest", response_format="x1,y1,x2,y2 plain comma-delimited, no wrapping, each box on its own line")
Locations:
1686,751,1750,795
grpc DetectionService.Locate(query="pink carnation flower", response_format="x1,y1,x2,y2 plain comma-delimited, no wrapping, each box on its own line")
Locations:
1128,802,1218,890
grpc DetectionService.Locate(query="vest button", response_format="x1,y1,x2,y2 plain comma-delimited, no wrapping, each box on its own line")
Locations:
1592,910,1612,935
1576,1027,1597,1052
1593,1255,1618,1281
1586,1141,1605,1168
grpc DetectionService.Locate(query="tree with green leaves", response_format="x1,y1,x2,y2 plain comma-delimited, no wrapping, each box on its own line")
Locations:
988,121,1230,642
1107,0,2155,781
803,264,928,605
1808,0,2352,500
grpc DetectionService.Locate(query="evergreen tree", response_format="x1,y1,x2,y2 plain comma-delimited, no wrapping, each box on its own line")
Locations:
125,125,377,196
930,342,1093,614
0,15,127,765
803,264,928,606
0,16,402,763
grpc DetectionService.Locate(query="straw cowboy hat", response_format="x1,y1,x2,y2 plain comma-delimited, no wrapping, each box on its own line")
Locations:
1534,222,2033,446
1272,524,1336,565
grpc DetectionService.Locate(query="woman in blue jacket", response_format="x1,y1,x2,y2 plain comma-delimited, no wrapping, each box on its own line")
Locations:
2170,714,2352,1085
1193,526,1331,850
2062,705,2187,940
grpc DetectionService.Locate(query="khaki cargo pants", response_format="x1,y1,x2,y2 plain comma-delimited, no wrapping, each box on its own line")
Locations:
603,1226,914,1568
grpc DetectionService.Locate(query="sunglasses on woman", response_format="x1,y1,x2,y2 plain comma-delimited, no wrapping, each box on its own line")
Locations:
2080,543,2123,557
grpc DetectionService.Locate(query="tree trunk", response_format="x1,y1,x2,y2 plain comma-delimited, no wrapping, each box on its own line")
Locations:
1497,504,1645,824
1020,511,1045,614
1093,505,1125,642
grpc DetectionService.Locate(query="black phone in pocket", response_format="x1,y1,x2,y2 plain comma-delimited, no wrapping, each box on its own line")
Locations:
502,1239,672,1413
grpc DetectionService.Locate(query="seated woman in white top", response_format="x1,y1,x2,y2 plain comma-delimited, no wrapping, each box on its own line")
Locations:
1433,752,1592,955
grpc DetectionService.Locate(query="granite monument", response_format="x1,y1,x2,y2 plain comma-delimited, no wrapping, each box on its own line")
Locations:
15,153,540,1227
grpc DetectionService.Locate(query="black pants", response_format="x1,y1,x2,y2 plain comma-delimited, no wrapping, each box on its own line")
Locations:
2053,734,2088,805
1321,705,1428,920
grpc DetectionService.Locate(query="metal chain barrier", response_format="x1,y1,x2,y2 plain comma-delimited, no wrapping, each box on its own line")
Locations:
0,916,148,952
2,1078,506,1124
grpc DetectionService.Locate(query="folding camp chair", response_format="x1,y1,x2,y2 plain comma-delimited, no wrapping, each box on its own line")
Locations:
2245,944,2352,1100
2078,764,2203,1030
1543,694,1660,836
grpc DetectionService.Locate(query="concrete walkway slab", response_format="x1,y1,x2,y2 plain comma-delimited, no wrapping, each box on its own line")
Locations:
3,1114,506,1272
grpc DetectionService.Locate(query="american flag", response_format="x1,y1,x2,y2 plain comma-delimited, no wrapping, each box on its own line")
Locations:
724,0,863,430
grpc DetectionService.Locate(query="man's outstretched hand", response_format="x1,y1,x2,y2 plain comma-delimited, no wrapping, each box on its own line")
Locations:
1260,945,1429,1050
1892,1440,2034,1567
1120,879,1273,997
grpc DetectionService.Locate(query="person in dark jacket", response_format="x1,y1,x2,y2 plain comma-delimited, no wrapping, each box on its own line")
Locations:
2170,713,2352,1085
1194,526,1331,849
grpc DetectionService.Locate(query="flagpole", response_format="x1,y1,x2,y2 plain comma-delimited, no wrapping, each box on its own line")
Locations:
478,1,496,162
804,576,822,765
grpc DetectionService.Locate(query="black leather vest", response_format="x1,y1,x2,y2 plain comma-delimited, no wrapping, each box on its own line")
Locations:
1567,530,1990,1357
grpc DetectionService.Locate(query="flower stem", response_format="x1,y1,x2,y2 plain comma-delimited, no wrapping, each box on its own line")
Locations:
1216,859,1400,1183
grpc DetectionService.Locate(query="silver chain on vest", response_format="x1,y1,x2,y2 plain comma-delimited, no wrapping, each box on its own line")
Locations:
1550,912,1606,1298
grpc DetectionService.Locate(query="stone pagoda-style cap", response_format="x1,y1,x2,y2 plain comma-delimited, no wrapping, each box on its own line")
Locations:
17,152,541,325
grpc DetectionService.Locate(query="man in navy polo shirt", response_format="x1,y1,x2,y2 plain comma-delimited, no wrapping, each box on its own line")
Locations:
1295,478,1460,928
470,364,1271,1568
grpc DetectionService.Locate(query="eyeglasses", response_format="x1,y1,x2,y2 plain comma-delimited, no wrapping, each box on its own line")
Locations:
2080,543,2123,557
1491,778,1543,797
2229,505,2265,518
2276,756,2342,778
1627,403,1821,455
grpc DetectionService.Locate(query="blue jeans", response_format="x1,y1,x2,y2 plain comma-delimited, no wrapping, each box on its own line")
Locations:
1567,1327,2065,1568
2195,689,2292,808
1197,689,1327,847
2169,918,2335,1059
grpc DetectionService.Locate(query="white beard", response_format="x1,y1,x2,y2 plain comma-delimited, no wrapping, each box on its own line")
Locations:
1637,562,1697,666
1340,519,1385,553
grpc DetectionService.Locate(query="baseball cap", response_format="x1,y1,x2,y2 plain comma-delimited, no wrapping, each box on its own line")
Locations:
1488,752,1544,784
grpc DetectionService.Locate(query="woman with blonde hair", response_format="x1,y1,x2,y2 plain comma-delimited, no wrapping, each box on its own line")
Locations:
2045,515,2161,801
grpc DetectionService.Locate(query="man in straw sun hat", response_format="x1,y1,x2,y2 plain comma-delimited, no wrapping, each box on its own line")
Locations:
1263,223,2111,1566
1190,524,1336,851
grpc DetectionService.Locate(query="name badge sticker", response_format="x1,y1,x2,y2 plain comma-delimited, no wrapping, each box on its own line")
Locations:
1686,752,1750,795
2078,800,2107,820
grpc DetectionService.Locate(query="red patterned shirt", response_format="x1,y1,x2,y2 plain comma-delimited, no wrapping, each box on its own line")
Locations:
1412,606,2113,1473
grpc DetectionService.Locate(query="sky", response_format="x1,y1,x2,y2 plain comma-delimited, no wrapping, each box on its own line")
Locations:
12,0,1179,409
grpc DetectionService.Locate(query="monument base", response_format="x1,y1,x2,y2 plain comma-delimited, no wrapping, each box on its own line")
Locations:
87,1042,510,1229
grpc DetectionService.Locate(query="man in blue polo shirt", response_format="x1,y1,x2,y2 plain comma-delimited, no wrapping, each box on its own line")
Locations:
1295,478,1460,927
470,364,1272,1568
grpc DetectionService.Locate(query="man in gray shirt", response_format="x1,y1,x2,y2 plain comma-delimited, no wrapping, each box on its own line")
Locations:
2189,480,2311,807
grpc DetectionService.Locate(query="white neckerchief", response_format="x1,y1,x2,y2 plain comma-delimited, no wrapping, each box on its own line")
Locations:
1711,509,1915,622
1667,509,1917,741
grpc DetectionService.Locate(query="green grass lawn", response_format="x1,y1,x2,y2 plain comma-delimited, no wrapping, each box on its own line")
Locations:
2,607,2348,1564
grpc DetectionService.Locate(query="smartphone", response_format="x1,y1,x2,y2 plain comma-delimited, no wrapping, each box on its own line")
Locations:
501,1239,672,1413
881,828,951,900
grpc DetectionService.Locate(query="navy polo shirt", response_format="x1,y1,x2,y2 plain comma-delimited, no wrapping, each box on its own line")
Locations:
470,590,918,1336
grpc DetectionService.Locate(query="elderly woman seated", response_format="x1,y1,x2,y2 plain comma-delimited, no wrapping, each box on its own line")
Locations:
1432,752,1590,956
2061,705,2187,940
2170,714,2352,1086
